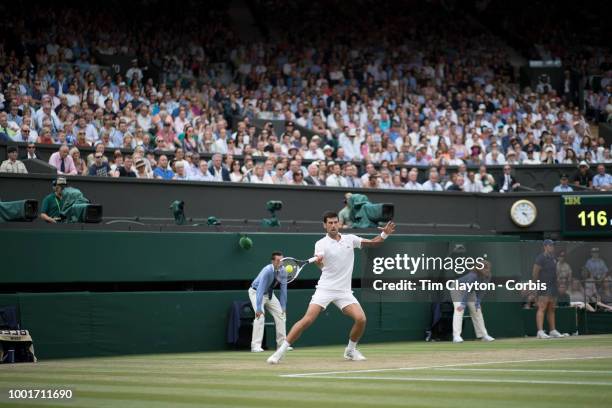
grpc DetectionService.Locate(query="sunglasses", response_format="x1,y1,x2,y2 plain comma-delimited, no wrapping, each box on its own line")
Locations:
95,155,103,159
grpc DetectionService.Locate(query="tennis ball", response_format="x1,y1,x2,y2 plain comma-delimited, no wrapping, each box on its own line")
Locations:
285,265,294,273
238,236,253,250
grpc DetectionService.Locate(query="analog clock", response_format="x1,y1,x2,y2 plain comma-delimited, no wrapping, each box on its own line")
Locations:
510,199,537,227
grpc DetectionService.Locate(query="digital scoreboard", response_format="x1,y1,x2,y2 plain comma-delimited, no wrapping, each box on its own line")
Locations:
561,195,612,237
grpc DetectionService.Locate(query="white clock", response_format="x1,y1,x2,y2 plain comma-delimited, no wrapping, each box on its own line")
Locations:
510,199,537,227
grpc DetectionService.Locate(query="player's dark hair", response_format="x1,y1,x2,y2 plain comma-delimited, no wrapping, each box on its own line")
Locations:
322,211,338,223
271,251,283,260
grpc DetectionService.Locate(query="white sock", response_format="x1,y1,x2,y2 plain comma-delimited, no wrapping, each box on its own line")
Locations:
278,340,290,353
347,340,357,350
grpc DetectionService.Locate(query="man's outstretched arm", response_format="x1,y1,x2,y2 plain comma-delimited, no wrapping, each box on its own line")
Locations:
361,221,396,247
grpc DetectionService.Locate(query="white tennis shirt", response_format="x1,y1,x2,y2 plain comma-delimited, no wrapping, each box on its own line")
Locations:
314,233,363,291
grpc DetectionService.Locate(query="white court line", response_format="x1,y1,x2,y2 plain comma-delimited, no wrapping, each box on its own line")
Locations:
435,368,612,374
288,375,612,387
280,355,612,378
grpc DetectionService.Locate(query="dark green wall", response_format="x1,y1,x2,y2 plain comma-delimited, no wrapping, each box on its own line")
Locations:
0,230,516,283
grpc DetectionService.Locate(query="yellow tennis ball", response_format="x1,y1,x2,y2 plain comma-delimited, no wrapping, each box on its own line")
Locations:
285,265,294,273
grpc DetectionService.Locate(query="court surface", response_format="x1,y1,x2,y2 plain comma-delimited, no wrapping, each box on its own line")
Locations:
1,335,611,407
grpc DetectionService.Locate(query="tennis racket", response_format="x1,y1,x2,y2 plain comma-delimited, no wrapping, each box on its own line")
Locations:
278,256,318,284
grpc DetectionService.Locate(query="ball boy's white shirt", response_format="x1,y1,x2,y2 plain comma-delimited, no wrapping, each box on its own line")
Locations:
314,233,363,291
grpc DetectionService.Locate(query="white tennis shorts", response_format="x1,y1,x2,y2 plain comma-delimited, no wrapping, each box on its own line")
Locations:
310,288,359,310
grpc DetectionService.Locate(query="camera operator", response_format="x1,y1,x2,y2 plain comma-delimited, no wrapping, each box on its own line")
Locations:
40,178,67,223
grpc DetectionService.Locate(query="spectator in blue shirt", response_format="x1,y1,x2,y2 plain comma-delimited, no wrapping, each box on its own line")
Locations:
593,164,612,191
553,174,574,192
247,251,289,353
153,155,175,180
584,247,609,282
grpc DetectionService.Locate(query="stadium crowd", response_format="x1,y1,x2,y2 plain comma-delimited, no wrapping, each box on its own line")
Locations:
1,1,611,192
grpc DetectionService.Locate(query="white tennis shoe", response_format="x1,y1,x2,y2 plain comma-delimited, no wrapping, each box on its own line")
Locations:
251,347,264,353
453,335,464,343
549,330,564,338
536,330,550,339
481,335,495,342
266,350,285,364
344,347,367,361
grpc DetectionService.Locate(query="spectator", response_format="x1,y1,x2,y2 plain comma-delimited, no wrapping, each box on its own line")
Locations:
407,147,429,166
37,128,54,145
271,163,289,185
116,155,137,177
304,163,323,186
583,247,608,283
135,159,152,179
357,163,375,185
87,144,107,167
484,144,507,165
421,169,443,191
22,143,39,160
291,170,307,186
572,161,593,189
173,161,189,180
209,153,231,181
567,280,595,312
592,164,612,191
325,163,347,187
344,164,362,188
505,150,520,165
153,155,175,180
497,165,520,193
88,152,112,177
189,161,215,182
13,124,36,143
463,171,483,192
404,169,423,191
48,144,78,175
0,146,28,174
304,141,325,160
553,174,573,192
229,160,244,182
522,149,541,165
70,147,87,176
473,166,495,193
446,174,465,191
540,147,557,165
556,251,573,288
249,163,273,184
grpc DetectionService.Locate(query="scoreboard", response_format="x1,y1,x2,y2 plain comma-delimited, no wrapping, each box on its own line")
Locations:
561,195,612,237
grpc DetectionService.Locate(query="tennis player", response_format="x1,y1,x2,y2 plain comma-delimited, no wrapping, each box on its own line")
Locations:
267,211,395,364
248,251,288,352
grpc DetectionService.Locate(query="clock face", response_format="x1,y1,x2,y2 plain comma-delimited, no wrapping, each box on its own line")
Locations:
510,200,537,227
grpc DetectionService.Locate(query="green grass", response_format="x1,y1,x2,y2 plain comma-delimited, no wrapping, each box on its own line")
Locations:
1,335,611,407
